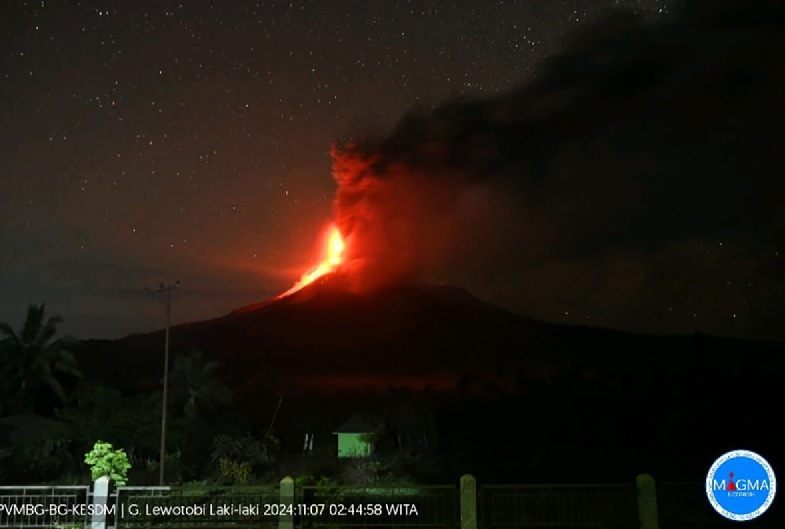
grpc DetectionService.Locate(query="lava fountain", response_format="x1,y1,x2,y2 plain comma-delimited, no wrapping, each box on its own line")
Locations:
277,224,345,298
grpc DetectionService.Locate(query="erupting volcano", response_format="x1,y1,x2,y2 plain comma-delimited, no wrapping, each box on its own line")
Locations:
277,224,346,298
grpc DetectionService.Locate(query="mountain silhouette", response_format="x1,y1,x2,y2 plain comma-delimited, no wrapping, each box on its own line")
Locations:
74,275,783,395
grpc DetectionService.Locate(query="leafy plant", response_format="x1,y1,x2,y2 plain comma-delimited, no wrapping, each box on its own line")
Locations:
217,458,251,485
210,433,271,465
84,441,131,485
0,304,81,414
170,348,233,419
24,436,74,477
294,474,336,487
59,384,162,463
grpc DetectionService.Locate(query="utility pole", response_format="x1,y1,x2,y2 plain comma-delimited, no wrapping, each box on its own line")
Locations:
146,280,180,485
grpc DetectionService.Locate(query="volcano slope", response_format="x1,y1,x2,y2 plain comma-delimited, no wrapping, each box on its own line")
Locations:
74,275,782,396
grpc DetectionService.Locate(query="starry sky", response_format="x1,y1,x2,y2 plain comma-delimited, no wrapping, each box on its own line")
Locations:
4,0,783,342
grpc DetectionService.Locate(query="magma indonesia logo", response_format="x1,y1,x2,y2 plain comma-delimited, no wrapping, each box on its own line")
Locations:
706,450,776,521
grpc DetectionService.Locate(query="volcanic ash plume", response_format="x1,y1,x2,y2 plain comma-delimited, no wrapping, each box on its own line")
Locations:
329,137,506,292
323,0,785,306
280,0,785,343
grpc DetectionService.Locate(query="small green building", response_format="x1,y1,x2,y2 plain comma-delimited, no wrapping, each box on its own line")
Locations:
333,414,377,458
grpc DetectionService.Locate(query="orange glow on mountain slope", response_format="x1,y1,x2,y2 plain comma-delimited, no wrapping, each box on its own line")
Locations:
278,224,345,298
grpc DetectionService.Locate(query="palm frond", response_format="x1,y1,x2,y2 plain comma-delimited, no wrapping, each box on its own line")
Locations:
184,398,198,420
202,361,221,375
41,371,67,404
54,348,79,364
0,322,19,341
1,304,83,411
53,359,83,378
35,316,63,348
20,304,46,344
209,385,233,406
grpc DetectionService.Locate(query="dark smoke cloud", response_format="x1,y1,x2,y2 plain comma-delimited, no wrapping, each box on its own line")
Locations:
330,0,785,338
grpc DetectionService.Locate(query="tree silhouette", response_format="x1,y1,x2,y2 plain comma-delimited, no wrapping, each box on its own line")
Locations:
0,304,81,413
169,348,232,420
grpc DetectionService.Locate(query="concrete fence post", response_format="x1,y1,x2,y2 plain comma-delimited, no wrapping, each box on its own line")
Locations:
637,473,659,529
460,474,477,529
279,476,295,529
91,476,110,529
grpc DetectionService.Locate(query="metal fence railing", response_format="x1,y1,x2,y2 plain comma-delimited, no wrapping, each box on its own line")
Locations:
478,483,638,529
0,485,91,529
5,476,784,529
298,485,459,528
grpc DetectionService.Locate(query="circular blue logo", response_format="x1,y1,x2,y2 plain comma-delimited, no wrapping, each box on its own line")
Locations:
705,450,776,521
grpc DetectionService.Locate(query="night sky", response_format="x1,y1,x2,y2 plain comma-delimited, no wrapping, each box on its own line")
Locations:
4,0,784,342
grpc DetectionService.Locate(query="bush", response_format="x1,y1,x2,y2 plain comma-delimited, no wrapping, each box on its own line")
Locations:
217,458,251,485
84,441,131,485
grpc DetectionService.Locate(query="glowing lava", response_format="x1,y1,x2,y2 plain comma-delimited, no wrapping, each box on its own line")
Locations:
278,224,345,298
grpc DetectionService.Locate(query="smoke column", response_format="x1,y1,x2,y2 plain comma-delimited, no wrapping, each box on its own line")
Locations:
326,0,785,337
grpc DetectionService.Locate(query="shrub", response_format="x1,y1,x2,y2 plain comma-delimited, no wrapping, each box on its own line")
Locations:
217,458,251,485
84,441,131,485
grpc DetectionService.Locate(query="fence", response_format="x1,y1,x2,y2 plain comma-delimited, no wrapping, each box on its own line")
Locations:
1,474,781,529
112,483,278,528
654,481,783,529
299,483,459,528
478,483,638,529
0,485,90,528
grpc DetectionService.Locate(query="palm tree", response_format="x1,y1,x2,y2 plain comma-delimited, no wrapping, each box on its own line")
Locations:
169,348,232,420
0,304,82,413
